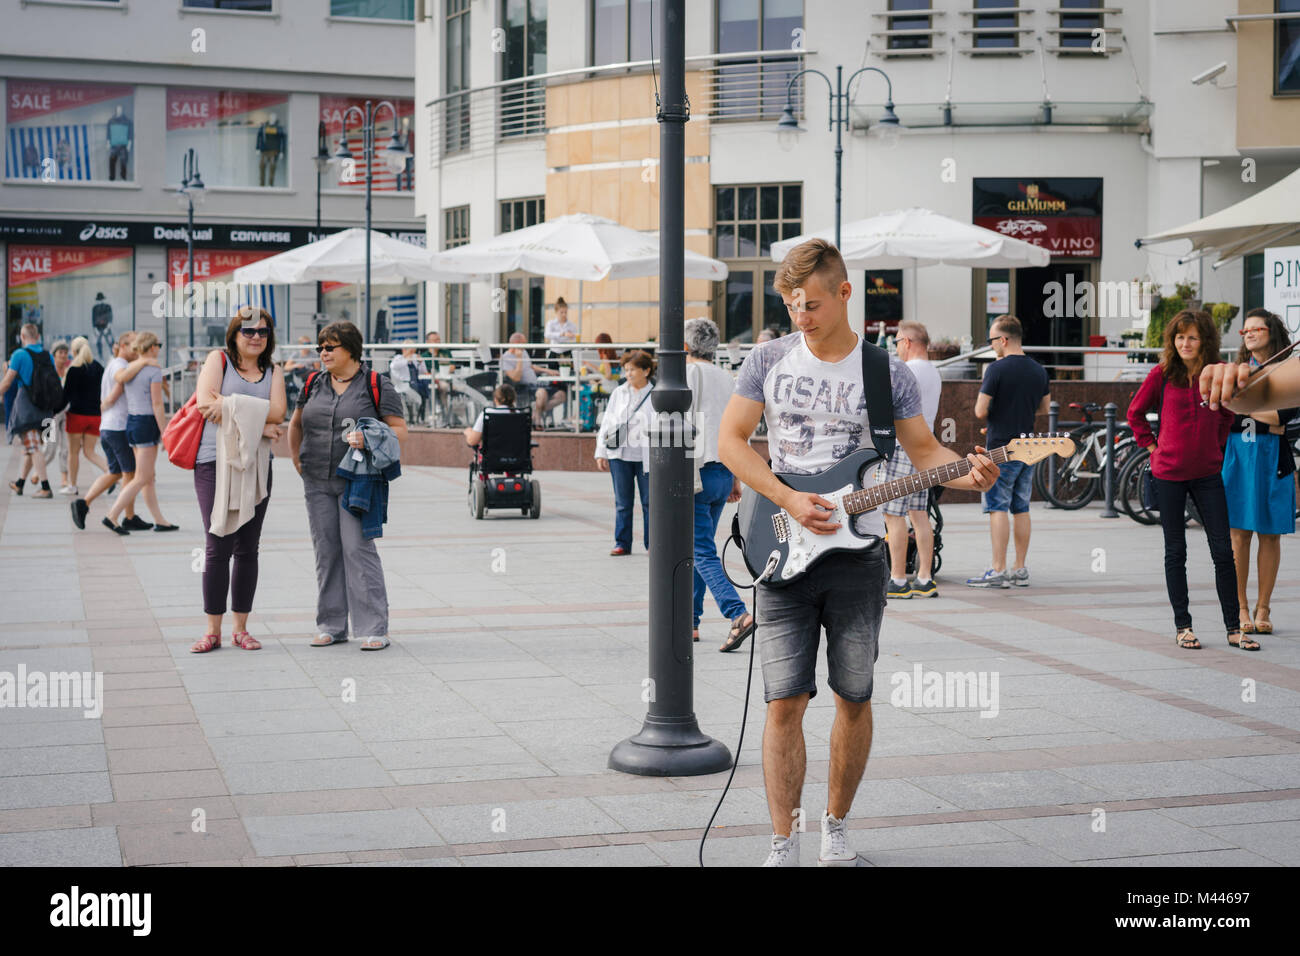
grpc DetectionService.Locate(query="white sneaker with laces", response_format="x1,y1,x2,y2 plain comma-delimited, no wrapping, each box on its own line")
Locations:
818,812,860,866
761,832,800,867
59,485,76,496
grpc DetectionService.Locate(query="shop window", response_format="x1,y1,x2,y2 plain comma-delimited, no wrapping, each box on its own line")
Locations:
6,245,133,362
499,196,544,234
162,248,288,352
320,96,415,192
715,0,803,120
183,1,275,10
973,0,1018,50
888,0,932,51
331,0,414,18
445,0,471,155
715,183,800,343
166,88,289,189
1057,0,1103,51
592,0,660,65
1245,253,1266,313
444,205,471,341
1277,0,1300,94
4,81,135,184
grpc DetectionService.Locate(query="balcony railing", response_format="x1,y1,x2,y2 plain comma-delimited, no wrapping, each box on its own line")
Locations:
425,48,812,162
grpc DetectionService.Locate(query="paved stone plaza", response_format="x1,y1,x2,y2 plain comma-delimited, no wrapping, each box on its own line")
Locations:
2,442,1299,867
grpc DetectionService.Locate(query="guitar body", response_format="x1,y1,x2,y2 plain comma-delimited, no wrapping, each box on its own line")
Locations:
737,447,887,587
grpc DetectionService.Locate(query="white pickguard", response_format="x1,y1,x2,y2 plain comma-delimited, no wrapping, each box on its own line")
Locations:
774,481,879,581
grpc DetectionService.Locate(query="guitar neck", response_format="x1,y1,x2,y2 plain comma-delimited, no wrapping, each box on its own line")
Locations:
844,445,1012,515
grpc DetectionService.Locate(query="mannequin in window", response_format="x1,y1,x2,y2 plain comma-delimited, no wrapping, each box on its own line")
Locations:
256,113,285,187
91,292,114,363
106,106,132,181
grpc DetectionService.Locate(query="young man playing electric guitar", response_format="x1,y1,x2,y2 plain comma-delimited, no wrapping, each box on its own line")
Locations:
719,239,999,866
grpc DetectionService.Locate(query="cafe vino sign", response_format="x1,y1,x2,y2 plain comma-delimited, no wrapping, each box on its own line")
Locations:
973,178,1102,259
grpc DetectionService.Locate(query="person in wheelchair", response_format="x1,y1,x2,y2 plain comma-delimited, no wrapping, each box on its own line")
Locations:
465,383,540,519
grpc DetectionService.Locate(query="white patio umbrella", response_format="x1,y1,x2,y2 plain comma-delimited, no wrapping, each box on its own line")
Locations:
771,207,1051,321
430,212,728,326
232,228,473,285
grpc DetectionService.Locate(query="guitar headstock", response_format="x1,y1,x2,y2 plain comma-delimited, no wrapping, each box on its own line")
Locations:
1003,433,1076,464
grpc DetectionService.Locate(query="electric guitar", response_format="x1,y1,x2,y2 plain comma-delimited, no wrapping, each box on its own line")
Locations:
736,434,1075,586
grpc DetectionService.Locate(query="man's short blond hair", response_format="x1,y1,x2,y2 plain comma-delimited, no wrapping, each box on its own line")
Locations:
896,320,930,349
773,238,848,297
19,323,39,342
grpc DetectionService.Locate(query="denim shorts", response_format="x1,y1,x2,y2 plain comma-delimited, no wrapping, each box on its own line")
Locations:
983,459,1033,514
100,429,135,474
125,414,160,448
756,546,888,704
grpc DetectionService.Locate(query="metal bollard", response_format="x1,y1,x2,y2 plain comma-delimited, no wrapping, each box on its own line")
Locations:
1046,400,1059,504
1100,402,1119,518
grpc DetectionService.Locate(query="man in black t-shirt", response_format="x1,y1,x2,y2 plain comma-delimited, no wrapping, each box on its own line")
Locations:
967,315,1050,589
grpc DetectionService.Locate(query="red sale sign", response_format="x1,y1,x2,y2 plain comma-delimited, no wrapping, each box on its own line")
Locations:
167,248,276,287
319,96,413,135
166,89,289,130
8,245,132,285
6,81,132,123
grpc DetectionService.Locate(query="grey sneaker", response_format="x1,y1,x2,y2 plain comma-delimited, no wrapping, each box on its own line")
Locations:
965,568,1010,589
1008,567,1030,587
761,832,800,867
818,812,861,867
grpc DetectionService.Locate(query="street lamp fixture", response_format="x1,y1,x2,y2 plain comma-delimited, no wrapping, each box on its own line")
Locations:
328,99,402,344
178,147,205,352
773,64,903,248
313,121,331,320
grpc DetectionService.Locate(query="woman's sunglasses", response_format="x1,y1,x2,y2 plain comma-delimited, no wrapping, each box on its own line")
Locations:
315,344,340,354
238,327,271,338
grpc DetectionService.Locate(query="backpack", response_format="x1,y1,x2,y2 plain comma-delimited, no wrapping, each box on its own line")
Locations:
25,347,65,414
303,368,381,416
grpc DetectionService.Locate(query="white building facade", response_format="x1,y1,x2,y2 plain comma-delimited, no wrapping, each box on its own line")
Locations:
412,0,1300,364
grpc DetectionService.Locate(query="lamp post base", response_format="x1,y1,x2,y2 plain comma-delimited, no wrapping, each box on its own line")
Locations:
609,714,732,777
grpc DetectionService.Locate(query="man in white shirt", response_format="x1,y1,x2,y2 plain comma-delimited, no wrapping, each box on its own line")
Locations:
883,320,944,599
388,344,421,423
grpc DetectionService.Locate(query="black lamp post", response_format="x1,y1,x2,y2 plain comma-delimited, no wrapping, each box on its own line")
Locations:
329,100,412,343
313,120,331,319
608,0,731,778
178,147,205,351
776,65,901,249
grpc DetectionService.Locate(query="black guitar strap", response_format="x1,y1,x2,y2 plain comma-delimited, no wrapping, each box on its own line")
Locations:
862,338,896,461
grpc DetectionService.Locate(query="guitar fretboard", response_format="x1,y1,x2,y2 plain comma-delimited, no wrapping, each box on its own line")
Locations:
843,445,1012,515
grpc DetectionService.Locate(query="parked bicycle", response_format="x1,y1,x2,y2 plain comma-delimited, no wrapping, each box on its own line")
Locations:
1033,402,1138,509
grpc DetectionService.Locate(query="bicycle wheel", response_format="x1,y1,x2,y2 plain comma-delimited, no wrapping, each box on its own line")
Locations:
1042,447,1099,509
1118,449,1158,525
1033,458,1052,501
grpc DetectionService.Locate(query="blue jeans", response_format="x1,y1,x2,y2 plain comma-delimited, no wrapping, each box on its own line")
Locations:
609,458,649,550
983,459,1033,514
693,462,747,627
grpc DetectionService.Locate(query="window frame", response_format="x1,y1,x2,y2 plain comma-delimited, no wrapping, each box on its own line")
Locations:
972,0,1018,51
1056,0,1104,53
887,0,933,52
1275,0,1300,96
444,0,472,155
180,0,277,14
443,205,471,341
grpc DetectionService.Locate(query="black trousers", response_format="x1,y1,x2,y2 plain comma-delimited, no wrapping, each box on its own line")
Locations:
1155,473,1239,633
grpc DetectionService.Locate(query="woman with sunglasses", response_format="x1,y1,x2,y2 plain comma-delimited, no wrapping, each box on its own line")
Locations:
288,322,407,651
188,308,287,654
1222,309,1295,643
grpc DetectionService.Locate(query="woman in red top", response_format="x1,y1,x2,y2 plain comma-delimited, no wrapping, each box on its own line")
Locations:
1127,310,1248,651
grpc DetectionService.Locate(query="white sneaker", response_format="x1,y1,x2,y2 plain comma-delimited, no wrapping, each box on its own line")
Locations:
761,832,800,867
818,812,861,867
59,485,77,496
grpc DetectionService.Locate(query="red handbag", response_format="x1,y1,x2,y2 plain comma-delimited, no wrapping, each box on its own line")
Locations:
162,352,225,470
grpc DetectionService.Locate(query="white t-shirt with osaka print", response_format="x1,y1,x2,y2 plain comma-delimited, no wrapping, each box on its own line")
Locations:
735,331,921,537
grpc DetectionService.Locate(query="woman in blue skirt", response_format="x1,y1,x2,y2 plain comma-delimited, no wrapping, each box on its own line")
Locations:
1222,308,1296,643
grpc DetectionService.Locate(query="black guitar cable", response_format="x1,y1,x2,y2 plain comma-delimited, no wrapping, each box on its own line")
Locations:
697,526,778,867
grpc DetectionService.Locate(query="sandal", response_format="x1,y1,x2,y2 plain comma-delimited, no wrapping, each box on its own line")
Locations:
719,612,755,653
311,633,346,646
1253,605,1273,635
1228,629,1261,652
232,631,262,651
1175,628,1201,650
693,628,699,642
360,635,390,651
1238,609,1256,635
191,633,221,654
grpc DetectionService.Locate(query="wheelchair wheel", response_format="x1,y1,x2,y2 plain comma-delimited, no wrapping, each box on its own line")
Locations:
528,480,541,519
469,481,486,519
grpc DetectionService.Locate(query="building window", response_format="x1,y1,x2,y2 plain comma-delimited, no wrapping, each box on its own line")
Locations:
166,88,290,189
973,0,1017,50
183,0,274,10
445,0,471,155
1057,0,1102,51
715,183,801,342
887,0,932,51
331,0,414,18
499,196,545,234
6,245,133,360
4,81,135,183
320,96,415,192
1277,0,1300,94
592,0,661,65
715,0,804,121
444,206,471,341
500,0,547,139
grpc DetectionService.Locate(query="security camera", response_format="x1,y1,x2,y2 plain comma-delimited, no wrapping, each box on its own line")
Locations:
1191,62,1228,86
